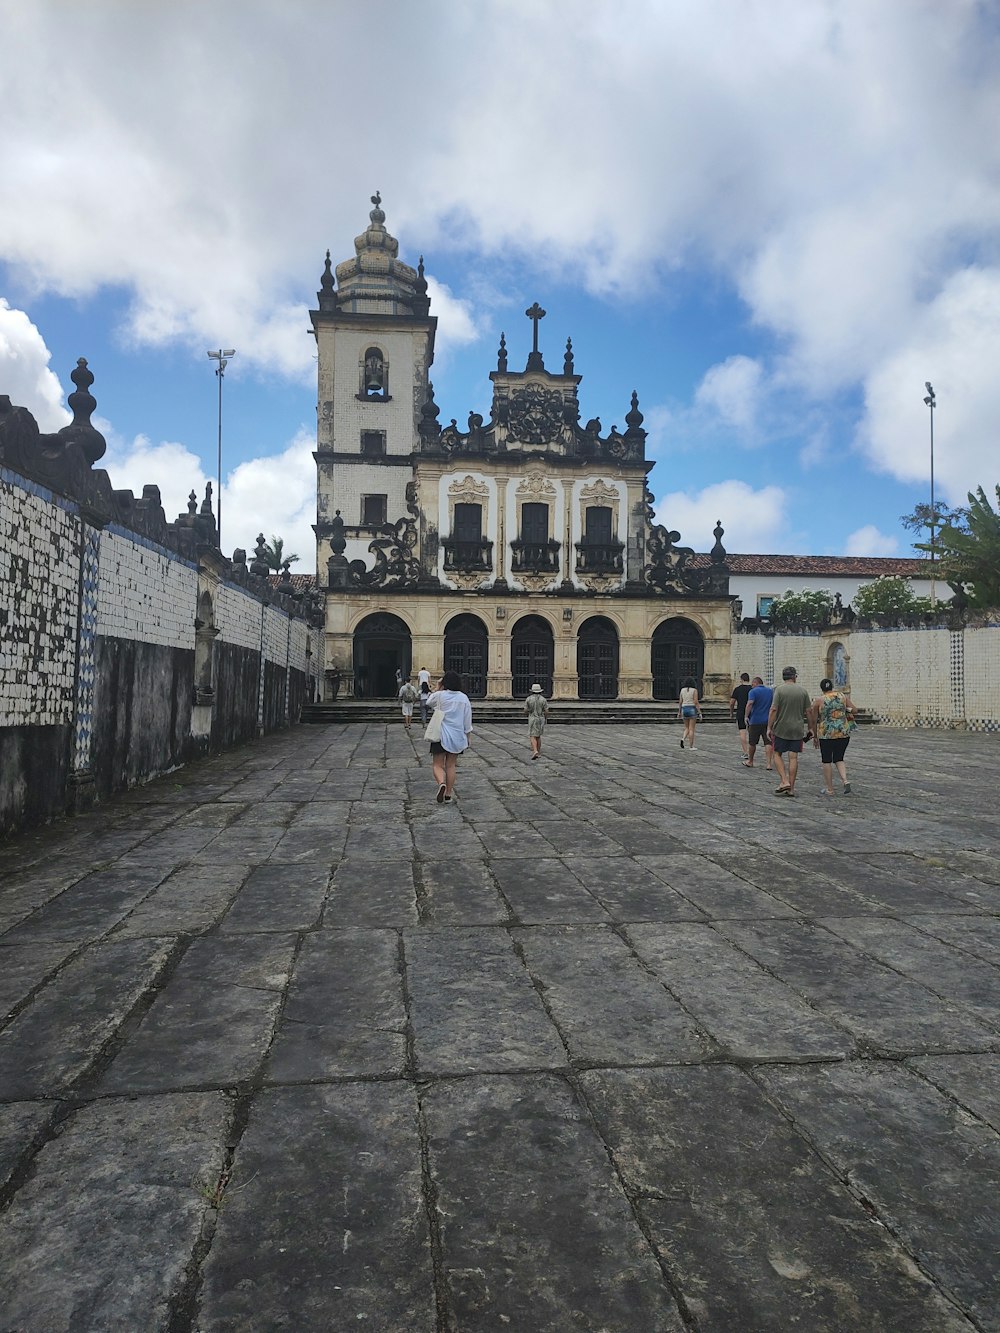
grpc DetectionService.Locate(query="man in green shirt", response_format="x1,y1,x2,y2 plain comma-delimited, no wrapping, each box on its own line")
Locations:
768,666,812,797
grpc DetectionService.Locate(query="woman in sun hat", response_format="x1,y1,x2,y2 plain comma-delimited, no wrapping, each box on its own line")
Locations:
525,682,549,760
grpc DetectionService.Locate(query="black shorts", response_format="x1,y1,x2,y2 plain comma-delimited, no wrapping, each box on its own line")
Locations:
734,714,747,731
819,737,850,763
747,723,770,745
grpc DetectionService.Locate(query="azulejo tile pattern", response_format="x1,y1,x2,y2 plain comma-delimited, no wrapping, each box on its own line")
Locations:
72,525,102,772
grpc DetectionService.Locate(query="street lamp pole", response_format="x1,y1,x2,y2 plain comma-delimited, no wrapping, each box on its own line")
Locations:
923,381,936,605
207,348,236,550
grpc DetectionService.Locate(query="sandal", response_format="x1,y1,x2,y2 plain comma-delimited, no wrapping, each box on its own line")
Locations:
775,784,790,793
742,760,754,768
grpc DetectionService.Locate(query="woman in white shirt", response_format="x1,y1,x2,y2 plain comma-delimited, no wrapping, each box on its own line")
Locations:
425,671,473,803
677,676,702,750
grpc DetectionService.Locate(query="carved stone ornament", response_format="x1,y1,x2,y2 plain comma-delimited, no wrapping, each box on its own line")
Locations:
515,473,557,498
580,479,620,505
348,514,426,589
506,384,565,445
448,474,490,503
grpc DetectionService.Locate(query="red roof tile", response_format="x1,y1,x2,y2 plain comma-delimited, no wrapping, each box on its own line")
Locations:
691,553,929,577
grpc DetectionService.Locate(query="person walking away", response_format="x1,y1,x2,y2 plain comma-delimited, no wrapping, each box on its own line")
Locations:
677,677,702,749
809,677,858,796
398,677,418,730
730,672,752,759
768,666,812,796
425,670,473,803
525,683,549,760
417,666,431,725
744,676,774,770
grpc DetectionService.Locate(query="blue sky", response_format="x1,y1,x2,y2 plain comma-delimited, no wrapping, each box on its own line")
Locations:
2,0,999,574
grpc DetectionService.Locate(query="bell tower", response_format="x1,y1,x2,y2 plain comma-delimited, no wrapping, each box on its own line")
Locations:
310,194,436,575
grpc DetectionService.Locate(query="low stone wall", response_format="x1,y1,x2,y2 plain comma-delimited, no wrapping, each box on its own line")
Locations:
731,616,1000,730
0,372,322,836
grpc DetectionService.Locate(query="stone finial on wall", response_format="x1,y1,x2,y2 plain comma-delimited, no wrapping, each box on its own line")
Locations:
57,358,107,464
250,533,271,577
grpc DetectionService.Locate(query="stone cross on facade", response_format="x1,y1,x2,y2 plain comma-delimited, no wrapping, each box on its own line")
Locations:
525,302,546,370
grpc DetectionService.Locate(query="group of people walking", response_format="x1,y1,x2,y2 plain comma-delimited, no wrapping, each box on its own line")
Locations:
727,667,858,797
397,670,550,802
399,663,855,805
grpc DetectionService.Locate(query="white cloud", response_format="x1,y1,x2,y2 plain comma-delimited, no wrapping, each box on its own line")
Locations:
654,480,789,553
844,524,899,557
859,266,1000,503
102,431,210,526
224,430,317,573
694,356,764,433
0,300,70,430
102,427,318,573
2,0,999,501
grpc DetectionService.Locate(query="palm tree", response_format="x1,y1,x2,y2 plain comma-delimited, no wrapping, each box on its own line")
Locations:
262,535,300,573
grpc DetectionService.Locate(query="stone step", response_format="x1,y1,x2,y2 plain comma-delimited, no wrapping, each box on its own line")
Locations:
302,700,873,726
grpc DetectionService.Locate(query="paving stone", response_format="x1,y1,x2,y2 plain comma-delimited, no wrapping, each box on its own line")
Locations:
626,922,854,1060
560,856,705,921
0,937,176,1098
908,1052,1000,1132
100,934,297,1093
759,1061,1000,1329
422,1073,685,1331
265,930,407,1081
641,851,802,918
515,925,710,1065
490,857,611,923
527,819,627,857
418,859,510,924
405,929,566,1074
0,1102,57,1192
716,919,998,1054
0,939,81,1019
908,912,1000,968
0,1093,229,1332
218,862,331,933
114,864,249,937
818,916,1000,1030
194,826,287,863
0,866,170,944
471,822,564,858
324,859,417,927
0,724,997,1329
198,1083,433,1329
580,1066,975,1332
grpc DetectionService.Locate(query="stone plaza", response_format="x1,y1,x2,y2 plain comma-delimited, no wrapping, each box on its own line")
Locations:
0,721,998,1331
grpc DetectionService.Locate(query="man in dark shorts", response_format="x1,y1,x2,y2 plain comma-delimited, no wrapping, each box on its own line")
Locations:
730,672,752,759
768,666,812,797
744,676,773,769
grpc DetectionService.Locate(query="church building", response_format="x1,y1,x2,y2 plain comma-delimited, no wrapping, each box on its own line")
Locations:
311,196,733,702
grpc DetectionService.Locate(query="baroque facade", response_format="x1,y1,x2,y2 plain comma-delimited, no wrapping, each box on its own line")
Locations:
312,196,732,701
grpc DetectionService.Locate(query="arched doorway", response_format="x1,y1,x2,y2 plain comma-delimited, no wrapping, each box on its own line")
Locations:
651,618,704,700
444,613,488,698
827,640,848,689
511,615,554,698
353,612,411,698
577,616,619,699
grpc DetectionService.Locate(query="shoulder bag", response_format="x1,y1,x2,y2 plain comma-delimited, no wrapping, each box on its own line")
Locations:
424,708,444,742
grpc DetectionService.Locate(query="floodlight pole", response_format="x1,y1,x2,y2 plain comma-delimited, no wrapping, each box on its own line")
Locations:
923,381,936,605
207,349,236,550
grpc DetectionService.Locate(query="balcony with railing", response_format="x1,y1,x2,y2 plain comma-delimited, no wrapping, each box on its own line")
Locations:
510,539,562,574
575,540,625,574
442,538,493,572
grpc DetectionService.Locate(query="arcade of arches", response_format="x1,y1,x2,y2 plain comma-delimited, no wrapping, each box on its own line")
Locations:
339,603,727,700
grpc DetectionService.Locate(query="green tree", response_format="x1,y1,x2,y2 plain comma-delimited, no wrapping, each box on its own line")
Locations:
768,588,834,626
852,576,932,618
262,535,300,573
931,485,1000,608
900,500,966,558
